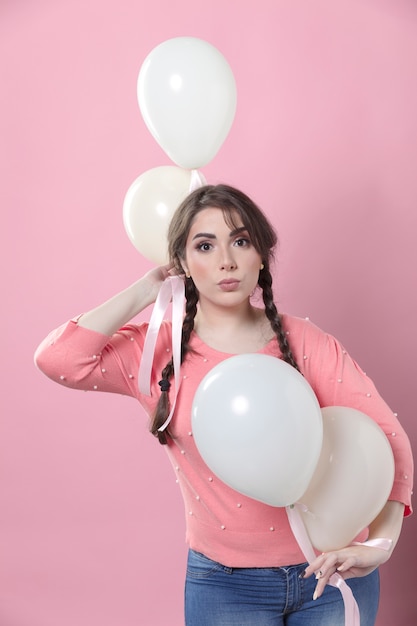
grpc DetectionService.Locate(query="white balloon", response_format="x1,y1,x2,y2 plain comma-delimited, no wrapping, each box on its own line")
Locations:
138,37,237,168
299,406,395,552
123,166,206,265
192,354,323,507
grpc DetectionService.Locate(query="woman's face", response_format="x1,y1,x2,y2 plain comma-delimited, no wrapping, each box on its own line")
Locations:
181,207,262,310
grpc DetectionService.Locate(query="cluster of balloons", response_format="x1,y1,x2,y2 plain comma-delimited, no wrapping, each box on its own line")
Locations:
192,355,395,552
126,39,395,556
123,37,237,264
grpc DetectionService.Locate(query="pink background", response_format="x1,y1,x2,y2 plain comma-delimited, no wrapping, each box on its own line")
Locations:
1,0,416,624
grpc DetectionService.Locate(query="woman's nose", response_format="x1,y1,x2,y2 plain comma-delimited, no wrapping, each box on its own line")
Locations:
219,251,237,271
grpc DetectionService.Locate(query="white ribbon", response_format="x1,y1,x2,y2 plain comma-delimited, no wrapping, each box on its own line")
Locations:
138,275,185,432
138,170,207,432
189,168,206,191
286,504,391,626
138,168,206,430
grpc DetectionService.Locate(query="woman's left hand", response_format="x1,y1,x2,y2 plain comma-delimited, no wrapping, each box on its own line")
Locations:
303,501,405,599
303,543,391,600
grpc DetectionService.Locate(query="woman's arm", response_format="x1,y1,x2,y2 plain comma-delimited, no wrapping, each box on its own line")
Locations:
34,264,174,396
78,264,172,335
304,500,405,599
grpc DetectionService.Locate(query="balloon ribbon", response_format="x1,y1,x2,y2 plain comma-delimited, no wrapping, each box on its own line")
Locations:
138,275,185,431
189,168,206,191
138,168,205,429
286,504,392,626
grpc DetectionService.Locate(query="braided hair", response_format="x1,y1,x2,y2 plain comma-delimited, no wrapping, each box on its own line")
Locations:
150,184,300,444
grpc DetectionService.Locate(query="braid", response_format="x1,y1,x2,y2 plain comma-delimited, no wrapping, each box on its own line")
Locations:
150,279,199,444
258,267,300,372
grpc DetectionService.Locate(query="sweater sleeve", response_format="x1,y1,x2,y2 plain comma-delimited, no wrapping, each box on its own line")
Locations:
298,319,414,517
34,319,150,399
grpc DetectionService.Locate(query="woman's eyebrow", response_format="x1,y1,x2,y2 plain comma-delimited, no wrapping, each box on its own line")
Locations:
192,232,216,240
229,226,248,237
192,226,248,241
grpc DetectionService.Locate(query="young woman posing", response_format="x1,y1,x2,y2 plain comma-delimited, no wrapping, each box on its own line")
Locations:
35,184,413,625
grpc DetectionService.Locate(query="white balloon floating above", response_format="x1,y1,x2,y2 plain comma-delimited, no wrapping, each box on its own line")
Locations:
137,37,237,169
123,165,206,265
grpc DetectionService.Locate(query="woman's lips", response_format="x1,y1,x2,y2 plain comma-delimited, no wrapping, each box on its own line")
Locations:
218,279,240,291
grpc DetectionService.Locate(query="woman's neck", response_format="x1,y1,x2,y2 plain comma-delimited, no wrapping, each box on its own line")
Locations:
194,301,274,354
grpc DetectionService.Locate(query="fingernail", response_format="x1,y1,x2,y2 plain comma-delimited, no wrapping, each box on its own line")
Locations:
315,570,323,580
313,590,318,601
299,570,306,579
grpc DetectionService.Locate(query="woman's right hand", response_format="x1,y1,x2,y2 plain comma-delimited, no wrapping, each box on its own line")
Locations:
141,263,176,304
77,263,180,335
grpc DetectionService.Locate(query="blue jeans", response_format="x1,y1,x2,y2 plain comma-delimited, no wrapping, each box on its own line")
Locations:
185,550,379,626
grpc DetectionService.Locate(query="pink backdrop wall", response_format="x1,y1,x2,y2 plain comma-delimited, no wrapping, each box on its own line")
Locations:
1,1,416,624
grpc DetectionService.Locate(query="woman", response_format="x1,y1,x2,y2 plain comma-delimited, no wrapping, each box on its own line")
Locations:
35,184,413,625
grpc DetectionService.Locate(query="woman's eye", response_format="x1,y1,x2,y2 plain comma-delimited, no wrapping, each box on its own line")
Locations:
197,242,212,251
234,237,250,247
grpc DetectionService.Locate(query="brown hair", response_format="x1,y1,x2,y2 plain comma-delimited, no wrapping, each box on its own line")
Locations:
151,184,299,444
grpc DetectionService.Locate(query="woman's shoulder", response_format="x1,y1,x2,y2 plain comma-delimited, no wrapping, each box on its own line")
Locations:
280,312,326,338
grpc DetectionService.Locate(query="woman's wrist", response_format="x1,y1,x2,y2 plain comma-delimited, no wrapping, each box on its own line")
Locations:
77,276,163,335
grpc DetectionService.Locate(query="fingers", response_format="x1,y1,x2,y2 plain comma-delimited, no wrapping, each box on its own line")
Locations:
312,569,324,601
303,553,327,579
311,559,340,600
335,556,357,573
302,545,385,600
302,551,355,600
305,548,359,578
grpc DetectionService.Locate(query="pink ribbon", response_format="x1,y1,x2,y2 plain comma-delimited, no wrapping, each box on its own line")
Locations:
138,275,185,432
286,504,392,625
352,538,392,550
138,168,205,431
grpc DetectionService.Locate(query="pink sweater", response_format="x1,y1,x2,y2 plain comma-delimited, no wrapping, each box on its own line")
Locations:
35,314,413,568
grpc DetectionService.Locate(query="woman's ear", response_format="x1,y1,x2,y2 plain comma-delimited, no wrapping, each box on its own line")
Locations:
179,258,189,277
